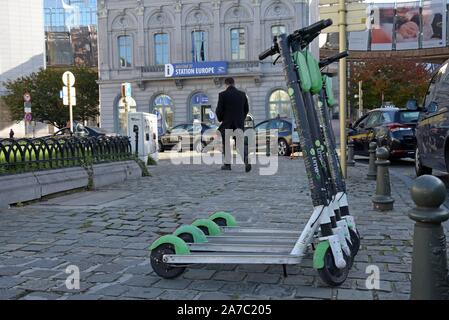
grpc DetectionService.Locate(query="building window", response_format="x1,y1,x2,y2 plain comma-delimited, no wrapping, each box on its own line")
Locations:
154,33,169,65
268,89,292,118
271,25,286,37
192,31,206,62
153,94,175,134
231,28,246,60
118,35,133,68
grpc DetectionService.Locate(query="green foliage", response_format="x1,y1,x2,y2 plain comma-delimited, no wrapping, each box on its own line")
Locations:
2,67,99,129
147,155,157,166
349,58,432,110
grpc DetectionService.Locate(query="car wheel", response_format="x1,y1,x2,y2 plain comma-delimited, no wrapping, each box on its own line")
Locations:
415,147,432,176
278,139,290,157
158,141,164,153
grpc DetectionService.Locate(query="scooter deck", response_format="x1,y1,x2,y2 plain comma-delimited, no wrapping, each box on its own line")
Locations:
164,252,304,265
221,226,300,236
188,242,296,254
204,235,299,245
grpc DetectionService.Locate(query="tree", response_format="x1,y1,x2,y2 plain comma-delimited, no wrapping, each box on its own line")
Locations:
2,67,99,129
349,58,432,111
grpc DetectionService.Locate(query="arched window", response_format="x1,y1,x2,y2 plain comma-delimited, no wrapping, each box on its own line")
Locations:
190,92,209,122
152,94,174,134
268,89,292,118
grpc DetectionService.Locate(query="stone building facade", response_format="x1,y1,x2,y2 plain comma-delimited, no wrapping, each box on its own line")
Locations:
97,0,312,133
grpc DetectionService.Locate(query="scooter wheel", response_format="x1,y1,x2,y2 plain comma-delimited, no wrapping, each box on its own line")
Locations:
150,244,186,279
349,229,361,256
317,247,350,287
177,233,194,243
211,217,227,227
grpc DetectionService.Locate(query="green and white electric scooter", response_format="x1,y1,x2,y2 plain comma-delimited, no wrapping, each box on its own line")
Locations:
149,19,358,287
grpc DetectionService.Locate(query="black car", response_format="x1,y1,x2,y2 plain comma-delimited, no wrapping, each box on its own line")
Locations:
255,117,299,156
159,122,218,153
415,60,449,176
45,124,115,138
348,107,420,159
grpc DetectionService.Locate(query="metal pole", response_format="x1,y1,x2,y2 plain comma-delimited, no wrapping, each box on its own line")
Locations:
68,74,73,133
358,80,363,118
339,0,347,178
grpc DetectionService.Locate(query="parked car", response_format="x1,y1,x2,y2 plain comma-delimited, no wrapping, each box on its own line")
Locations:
255,117,299,156
159,122,218,153
348,107,420,159
415,60,449,176
43,123,115,139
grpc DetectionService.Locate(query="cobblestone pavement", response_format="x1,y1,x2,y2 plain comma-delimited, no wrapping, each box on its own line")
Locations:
0,151,444,300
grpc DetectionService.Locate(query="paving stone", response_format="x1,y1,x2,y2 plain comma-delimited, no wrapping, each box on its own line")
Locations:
254,284,295,298
188,280,226,292
158,289,198,300
18,279,56,291
21,269,62,278
91,284,129,297
377,292,409,300
221,283,258,295
197,292,231,300
65,294,102,300
213,271,246,282
183,269,216,280
294,286,333,299
123,287,164,299
337,289,374,300
87,273,122,283
26,259,65,269
123,275,160,287
246,273,281,284
0,277,27,289
0,266,28,276
153,279,192,290
282,275,315,286
0,289,26,299
21,292,61,300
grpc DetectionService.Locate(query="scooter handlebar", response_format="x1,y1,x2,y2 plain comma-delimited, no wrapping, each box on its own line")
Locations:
319,51,349,68
294,19,333,37
259,46,278,61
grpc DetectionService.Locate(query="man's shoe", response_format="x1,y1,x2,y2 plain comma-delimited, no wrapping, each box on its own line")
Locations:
221,165,231,171
245,164,252,173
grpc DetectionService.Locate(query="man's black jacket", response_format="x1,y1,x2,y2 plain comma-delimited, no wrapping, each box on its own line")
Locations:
216,86,249,132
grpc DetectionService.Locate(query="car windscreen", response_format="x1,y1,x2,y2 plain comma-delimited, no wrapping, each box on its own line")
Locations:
89,127,109,134
398,111,420,123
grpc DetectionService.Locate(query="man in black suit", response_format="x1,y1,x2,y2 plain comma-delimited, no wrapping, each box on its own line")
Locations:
216,77,251,172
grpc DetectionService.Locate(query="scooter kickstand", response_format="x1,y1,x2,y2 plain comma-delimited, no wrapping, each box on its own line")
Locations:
282,264,288,278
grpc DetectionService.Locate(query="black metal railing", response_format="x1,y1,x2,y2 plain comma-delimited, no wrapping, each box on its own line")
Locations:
0,136,132,176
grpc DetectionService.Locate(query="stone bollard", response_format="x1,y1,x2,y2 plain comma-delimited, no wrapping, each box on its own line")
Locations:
347,140,355,167
372,147,394,211
409,175,449,300
366,142,377,180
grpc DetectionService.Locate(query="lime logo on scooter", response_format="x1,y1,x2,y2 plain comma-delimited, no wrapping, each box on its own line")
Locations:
309,148,321,179
288,88,295,97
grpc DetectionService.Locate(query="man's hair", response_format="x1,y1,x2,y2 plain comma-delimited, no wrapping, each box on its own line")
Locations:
224,77,235,86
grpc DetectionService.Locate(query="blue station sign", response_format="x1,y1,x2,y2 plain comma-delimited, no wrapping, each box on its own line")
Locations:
165,61,228,78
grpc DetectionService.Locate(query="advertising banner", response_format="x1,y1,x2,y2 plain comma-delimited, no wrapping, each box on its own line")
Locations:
371,3,394,50
395,1,420,50
422,0,445,48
